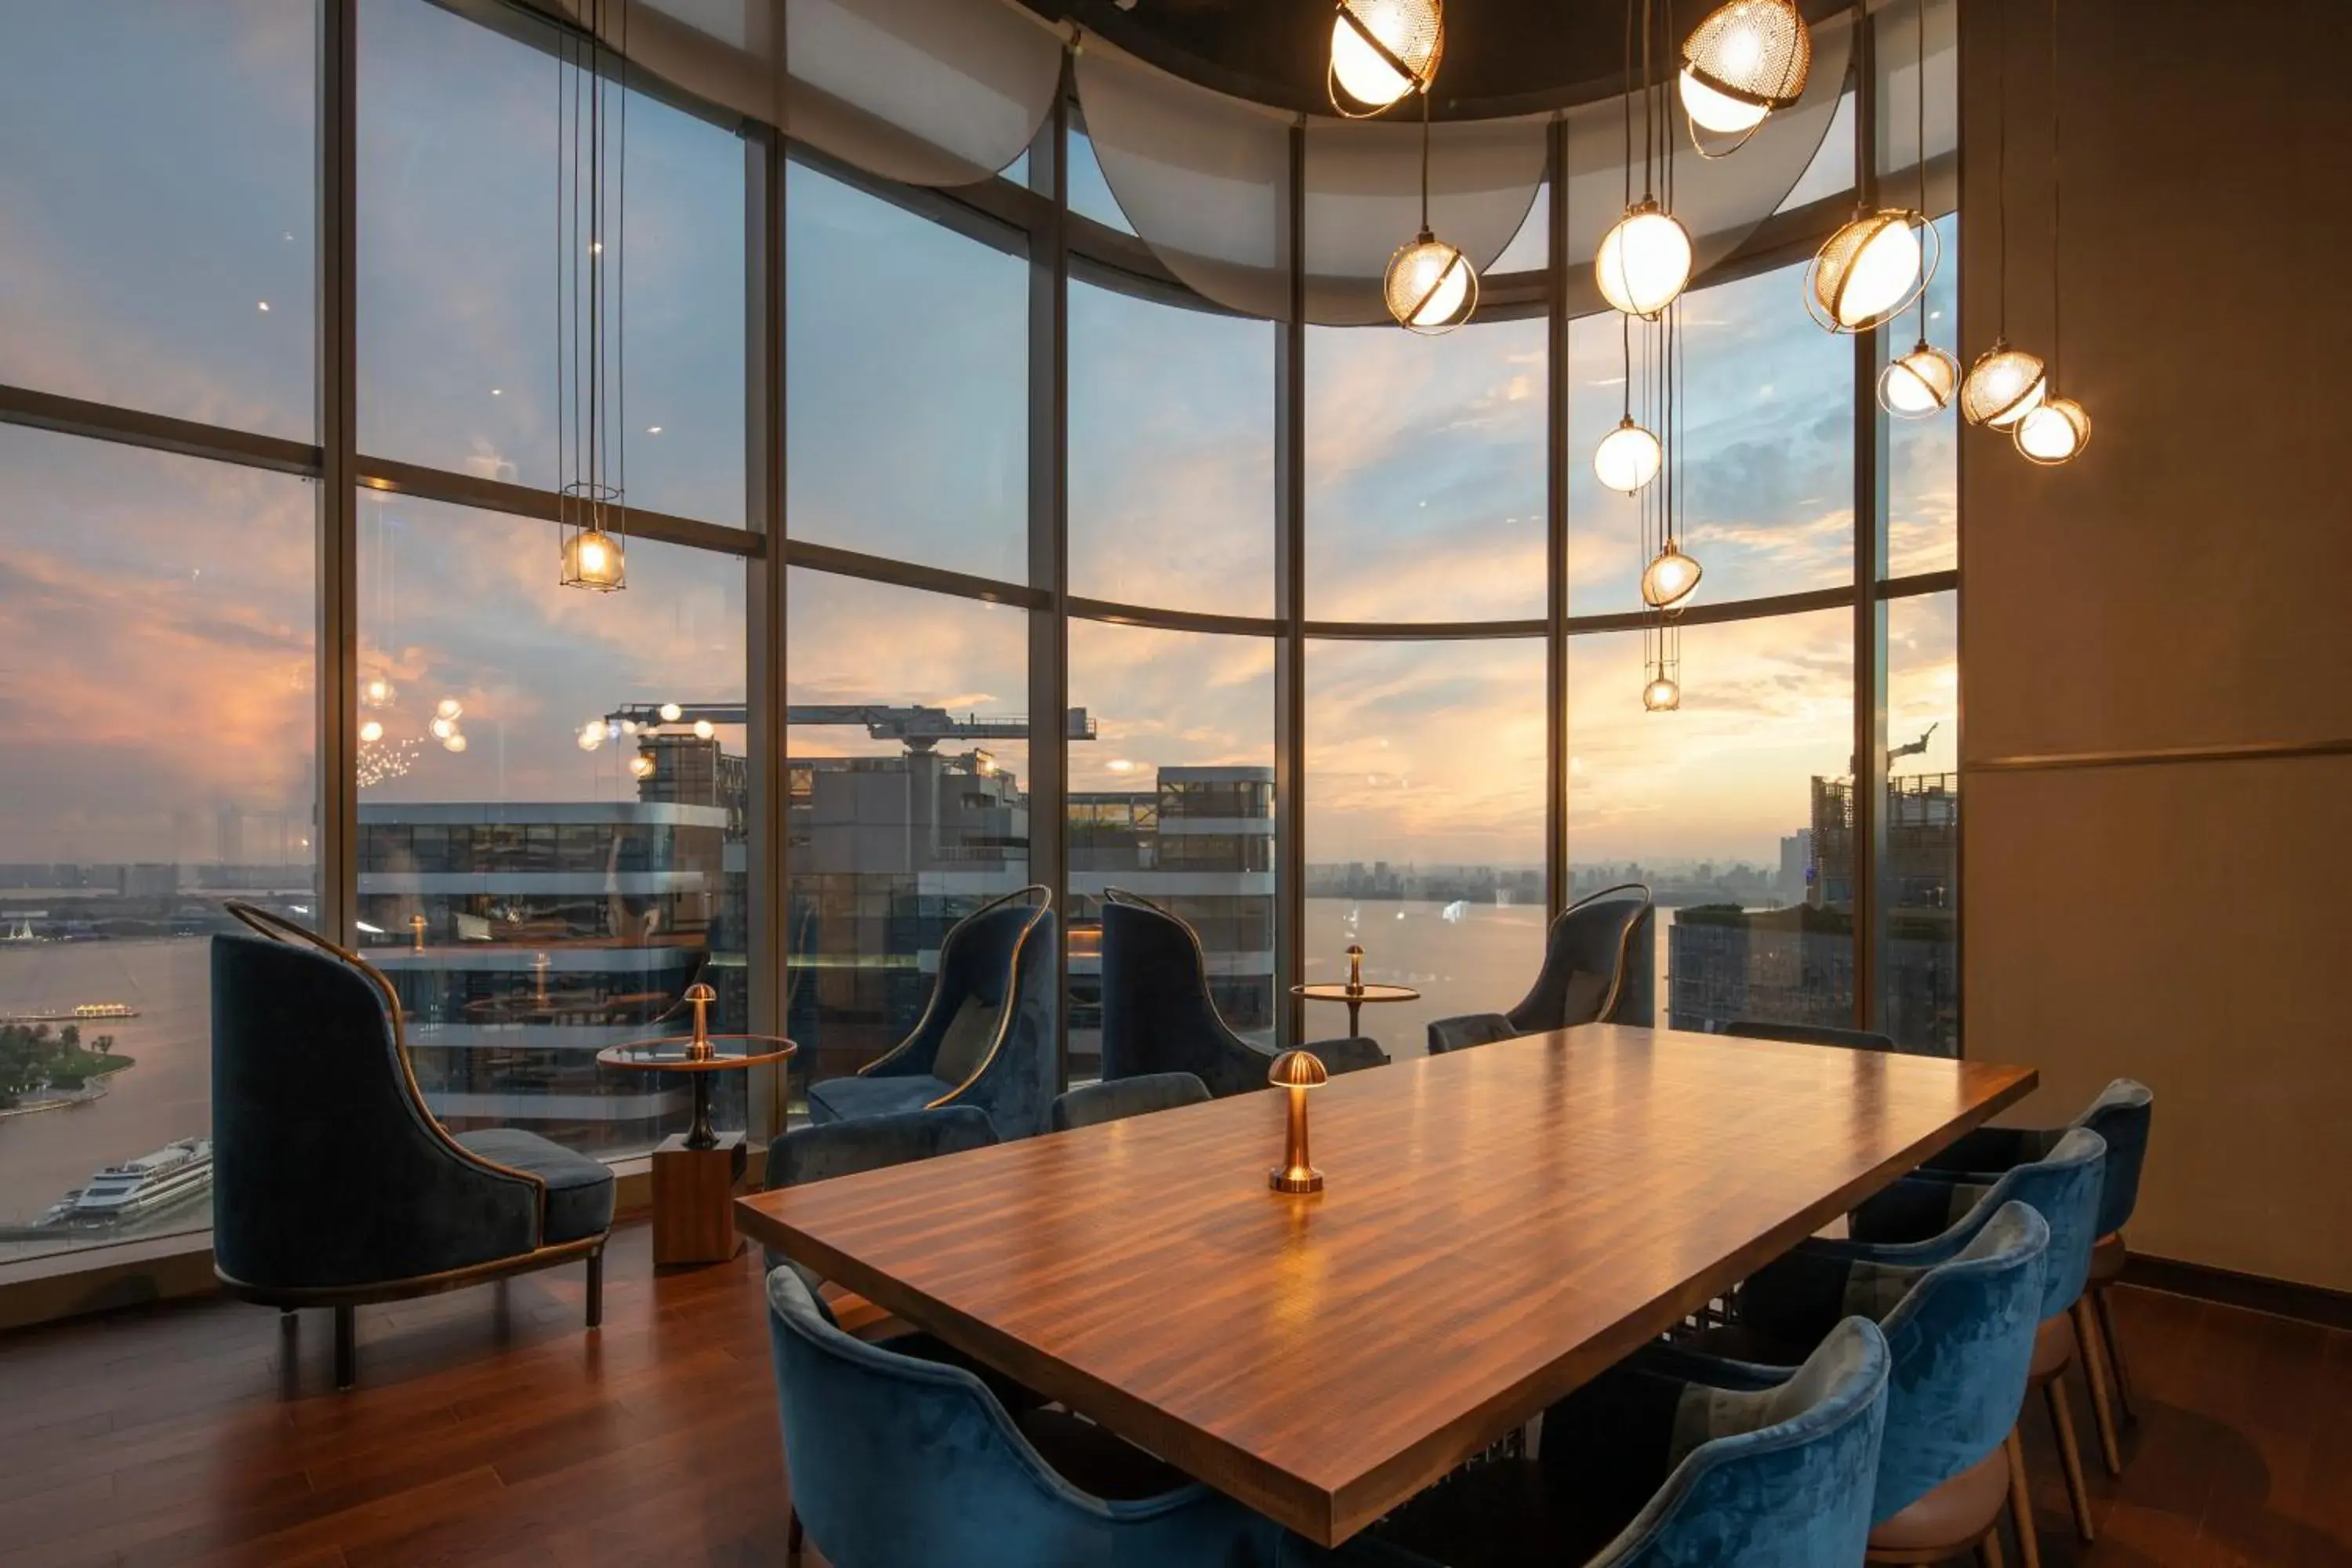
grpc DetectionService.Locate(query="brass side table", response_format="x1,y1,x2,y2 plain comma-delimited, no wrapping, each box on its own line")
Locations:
598,985,794,1267
1293,943,1419,1039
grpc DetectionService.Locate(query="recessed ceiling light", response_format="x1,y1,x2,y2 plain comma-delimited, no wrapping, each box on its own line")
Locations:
646,425,662,434
490,387,503,397
256,301,270,312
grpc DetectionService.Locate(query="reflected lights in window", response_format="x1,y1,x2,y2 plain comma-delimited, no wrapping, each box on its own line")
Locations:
1882,592,1958,1054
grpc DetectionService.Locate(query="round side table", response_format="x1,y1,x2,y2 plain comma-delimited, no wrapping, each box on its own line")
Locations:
1290,982,1421,1039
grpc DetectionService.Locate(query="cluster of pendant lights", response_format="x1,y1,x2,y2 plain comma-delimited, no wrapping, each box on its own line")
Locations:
1330,0,1478,333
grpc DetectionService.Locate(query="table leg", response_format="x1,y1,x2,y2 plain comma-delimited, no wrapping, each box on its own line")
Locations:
687,1073,717,1149
1346,999,1363,1037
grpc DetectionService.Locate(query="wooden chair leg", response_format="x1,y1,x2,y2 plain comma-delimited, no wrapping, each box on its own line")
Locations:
586,1247,604,1330
2093,1283,2139,1422
2072,1297,2124,1475
2044,1379,2096,1544
333,1305,358,1392
786,1504,804,1566
2002,1425,2042,1568
1980,1527,2006,1568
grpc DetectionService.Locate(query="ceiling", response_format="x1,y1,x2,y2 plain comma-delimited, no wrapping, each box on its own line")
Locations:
1019,0,1854,121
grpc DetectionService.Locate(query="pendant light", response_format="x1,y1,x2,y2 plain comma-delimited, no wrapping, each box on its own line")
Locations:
1599,0,1694,320
1960,0,2048,427
1642,670,1682,711
557,1,630,593
1876,0,1960,418
1593,314,1661,493
2014,0,2088,464
1329,0,1445,119
1806,3,1934,336
1679,0,1811,155
1383,74,1477,332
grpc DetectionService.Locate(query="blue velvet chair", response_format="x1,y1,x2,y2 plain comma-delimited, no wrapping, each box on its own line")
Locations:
1425,883,1653,1054
1854,1126,2114,1544
1721,1019,1904,1054
1099,891,1388,1095
211,905,614,1390
1914,1078,2154,1446
807,887,1058,1139
767,1265,1318,1567
1330,1317,1892,1568
1052,1072,1211,1132
763,1105,998,1276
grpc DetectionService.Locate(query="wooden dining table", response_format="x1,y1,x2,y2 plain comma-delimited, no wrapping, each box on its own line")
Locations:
735,1024,2036,1548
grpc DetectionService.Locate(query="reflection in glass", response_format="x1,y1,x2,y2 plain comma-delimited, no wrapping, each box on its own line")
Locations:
1886,216,1959,575
1069,622,1276,1073
1566,610,1853,1033
1882,593,1959,1054
1069,281,1274,615
0,430,314,1265
358,496,748,1157
1306,639,1548,1057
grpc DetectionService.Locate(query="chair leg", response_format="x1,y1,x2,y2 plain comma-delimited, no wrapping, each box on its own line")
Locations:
2003,1425,2042,1568
586,1247,604,1330
786,1504,804,1566
333,1305,358,1392
2044,1378,2096,1544
2072,1297,2125,1475
2093,1283,2139,1422
1980,1527,2006,1568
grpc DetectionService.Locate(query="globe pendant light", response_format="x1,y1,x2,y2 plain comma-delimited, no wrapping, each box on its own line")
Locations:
1880,339,1961,418
556,2,631,593
2014,397,2089,464
2012,0,2089,466
1679,0,1811,154
1960,339,2045,427
1384,79,1477,332
1807,205,1936,333
1642,673,1682,711
1641,541,1702,608
1595,416,1663,493
1597,199,1693,319
1329,0,1444,118
561,524,628,590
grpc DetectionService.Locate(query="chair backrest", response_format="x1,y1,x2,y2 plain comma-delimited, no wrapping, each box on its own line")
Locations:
1100,893,1268,1097
1507,884,1654,1033
1722,1018,1901,1054
882,888,1057,1138
2071,1078,2153,1236
1940,1127,2107,1319
769,1105,998,1190
1595,1317,1892,1568
211,920,541,1291
1051,1072,1211,1132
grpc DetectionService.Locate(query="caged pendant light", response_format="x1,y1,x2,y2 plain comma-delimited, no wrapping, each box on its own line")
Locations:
1960,0,2046,427
1679,0,1812,155
557,0,631,592
1329,0,1445,118
1594,314,1661,493
1597,0,1693,320
1806,4,1935,335
1382,75,1477,332
2013,0,2089,464
1876,0,1960,418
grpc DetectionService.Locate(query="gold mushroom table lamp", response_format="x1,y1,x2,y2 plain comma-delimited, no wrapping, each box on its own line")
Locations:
1291,941,1421,1037
1268,1049,1330,1195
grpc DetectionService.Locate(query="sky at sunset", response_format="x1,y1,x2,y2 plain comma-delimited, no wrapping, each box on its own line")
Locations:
0,0,1957,874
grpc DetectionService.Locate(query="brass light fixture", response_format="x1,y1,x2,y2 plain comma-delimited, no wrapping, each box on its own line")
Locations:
2015,396,2089,463
1679,0,1811,154
1594,416,1663,494
1597,1,1693,321
1806,204,1936,334
1329,0,1444,118
1268,1050,1330,1195
1958,0,2048,429
2013,0,2088,466
1640,543,1703,608
557,1,631,593
1383,76,1477,332
1876,0,1958,418
1642,670,1682,711
629,750,657,780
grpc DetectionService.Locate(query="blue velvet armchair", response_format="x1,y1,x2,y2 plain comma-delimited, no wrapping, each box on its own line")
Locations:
1720,1019,1905,1054
211,905,614,1390
1425,883,1653,1054
806,887,1058,1139
1330,1318,1893,1568
1052,1072,1212,1132
1099,892,1388,1095
767,1265,1316,1568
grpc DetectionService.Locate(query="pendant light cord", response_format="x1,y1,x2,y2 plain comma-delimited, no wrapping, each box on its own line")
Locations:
1994,0,2007,339
2047,0,2061,383
1915,0,1930,343
1419,71,1432,233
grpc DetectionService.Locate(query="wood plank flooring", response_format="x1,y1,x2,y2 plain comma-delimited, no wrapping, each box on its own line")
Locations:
0,1220,2343,1566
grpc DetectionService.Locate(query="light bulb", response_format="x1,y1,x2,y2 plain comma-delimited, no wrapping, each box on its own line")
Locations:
435,697,463,721
430,717,456,740
692,718,717,740
659,702,683,723
1593,418,1663,494
1596,201,1693,318
1809,211,1926,332
1878,341,1962,419
1643,676,1682,712
2014,397,2091,465
1641,543,1704,608
1383,231,1478,333
1680,0,1810,134
629,753,657,779
1679,68,1770,134
562,528,626,591
359,720,384,744
579,724,604,752
1329,0,1444,117
442,732,468,754
361,677,394,708
1960,341,2048,427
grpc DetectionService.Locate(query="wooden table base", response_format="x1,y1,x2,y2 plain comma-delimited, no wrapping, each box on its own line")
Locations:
652,1131,749,1267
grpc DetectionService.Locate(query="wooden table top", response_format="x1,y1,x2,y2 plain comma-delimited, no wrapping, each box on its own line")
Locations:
735,1025,2036,1546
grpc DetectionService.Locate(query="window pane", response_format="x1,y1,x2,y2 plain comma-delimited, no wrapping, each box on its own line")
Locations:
1069,622,1276,1075
1566,610,1853,1033
359,0,747,528
1308,320,1547,622
0,430,314,1267
357,496,749,1159
1882,593,1959,1054
1886,215,1958,577
786,572,1032,1098
1305,639,1548,1057
1067,126,1134,235
1490,182,1548,274
1570,259,1853,613
787,164,1029,581
1069,281,1274,615
0,0,314,437
1774,92,1856,214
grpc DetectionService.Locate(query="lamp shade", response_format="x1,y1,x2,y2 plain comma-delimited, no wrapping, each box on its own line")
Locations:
1384,230,1479,332
1878,340,1961,419
1640,543,1704,608
1806,209,1928,332
561,528,627,591
1680,0,1811,134
1330,0,1445,118
1959,340,2048,427
1642,675,1682,711
1595,201,1694,318
2014,396,2091,464
1268,1049,1330,1089
1594,418,1663,493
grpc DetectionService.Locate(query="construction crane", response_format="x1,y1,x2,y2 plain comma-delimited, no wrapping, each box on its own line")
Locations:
603,703,1097,753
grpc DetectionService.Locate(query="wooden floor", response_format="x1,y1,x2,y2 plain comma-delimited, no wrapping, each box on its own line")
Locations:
0,1221,2345,1567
